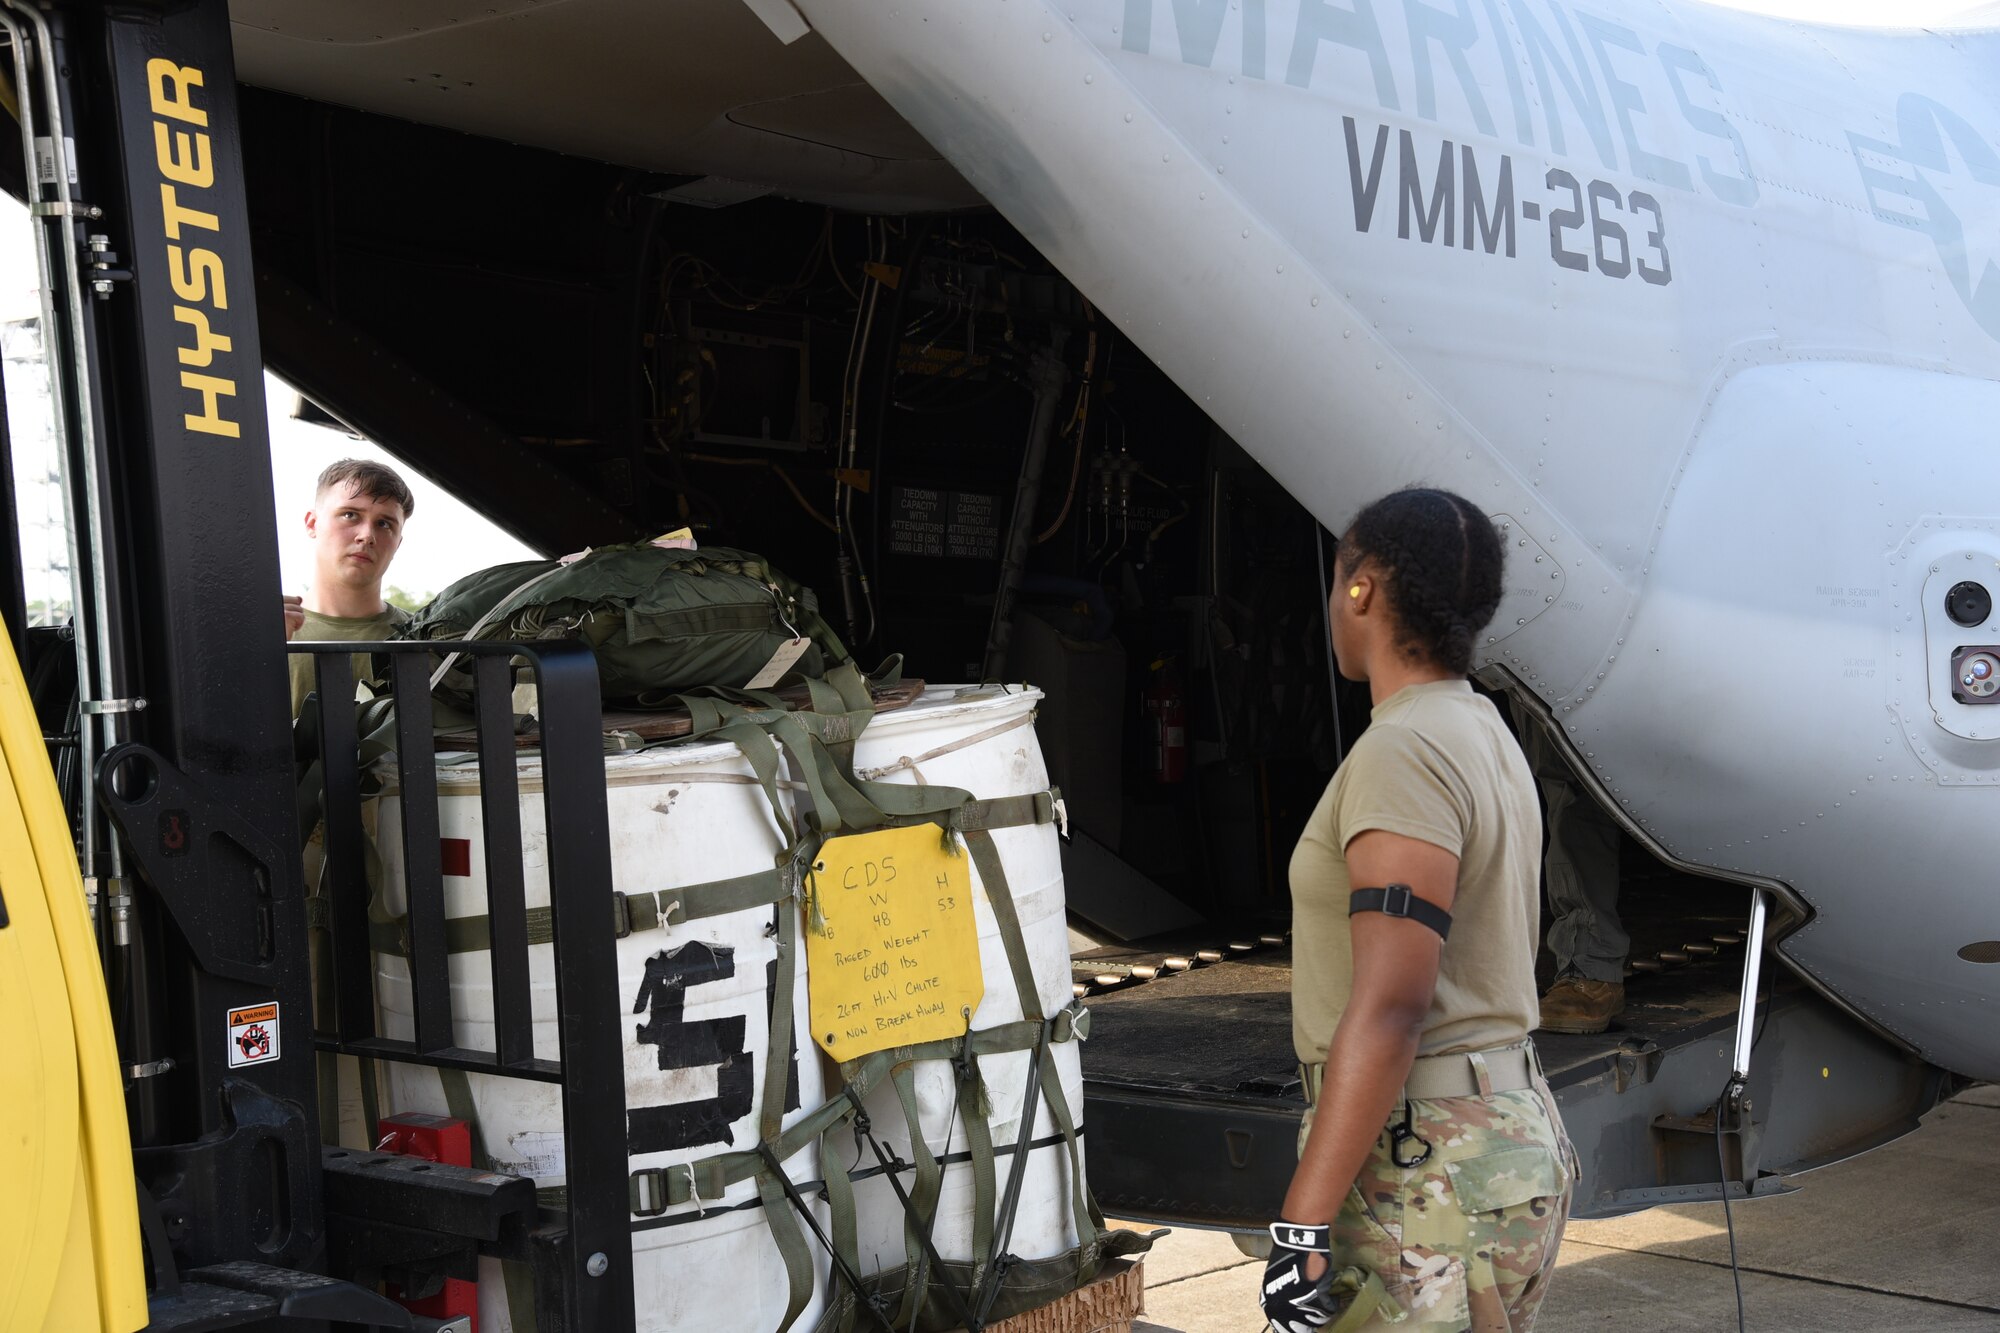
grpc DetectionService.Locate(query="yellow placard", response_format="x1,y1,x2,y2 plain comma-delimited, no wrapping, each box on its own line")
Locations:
806,824,983,1060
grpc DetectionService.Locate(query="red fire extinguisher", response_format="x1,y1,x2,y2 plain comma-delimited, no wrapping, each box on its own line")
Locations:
1143,657,1188,785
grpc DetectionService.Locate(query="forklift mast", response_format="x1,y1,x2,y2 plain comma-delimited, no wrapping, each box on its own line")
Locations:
5,2,635,1327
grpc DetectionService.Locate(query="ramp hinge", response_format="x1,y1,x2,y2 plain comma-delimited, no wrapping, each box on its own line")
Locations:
1613,1038,1661,1093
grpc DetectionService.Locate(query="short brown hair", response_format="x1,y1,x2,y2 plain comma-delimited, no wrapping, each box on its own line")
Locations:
316,458,414,519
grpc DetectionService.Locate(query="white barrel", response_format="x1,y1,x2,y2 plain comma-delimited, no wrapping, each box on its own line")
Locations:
375,728,832,1333
840,687,1088,1282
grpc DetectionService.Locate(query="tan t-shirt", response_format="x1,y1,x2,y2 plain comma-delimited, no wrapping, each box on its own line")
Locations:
1290,679,1542,1062
288,604,411,717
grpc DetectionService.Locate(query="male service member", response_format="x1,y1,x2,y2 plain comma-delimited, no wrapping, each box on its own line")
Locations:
283,458,415,715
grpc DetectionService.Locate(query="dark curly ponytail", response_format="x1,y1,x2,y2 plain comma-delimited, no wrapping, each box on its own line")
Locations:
1339,488,1505,675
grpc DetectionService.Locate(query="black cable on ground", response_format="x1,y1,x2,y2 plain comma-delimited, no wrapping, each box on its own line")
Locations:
1716,932,1774,1333
1716,1096,1747,1333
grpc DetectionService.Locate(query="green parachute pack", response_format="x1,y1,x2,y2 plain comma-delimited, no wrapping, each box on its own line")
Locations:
398,541,852,709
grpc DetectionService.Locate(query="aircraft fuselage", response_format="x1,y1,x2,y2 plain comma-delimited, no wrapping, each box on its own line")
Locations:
789,0,2000,1078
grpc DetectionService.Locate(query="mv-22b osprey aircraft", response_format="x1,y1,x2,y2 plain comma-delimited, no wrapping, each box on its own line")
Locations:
771,0,2000,1108
220,0,2000,1222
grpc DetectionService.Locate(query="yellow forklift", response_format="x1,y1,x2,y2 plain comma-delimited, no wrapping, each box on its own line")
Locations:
0,578,144,1331
0,3,635,1327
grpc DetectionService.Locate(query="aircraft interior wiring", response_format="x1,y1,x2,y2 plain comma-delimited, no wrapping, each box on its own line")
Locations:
500,177,1772,994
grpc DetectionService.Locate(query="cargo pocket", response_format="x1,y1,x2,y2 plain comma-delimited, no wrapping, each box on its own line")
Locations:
1402,1144,1566,1332
1444,1144,1564,1213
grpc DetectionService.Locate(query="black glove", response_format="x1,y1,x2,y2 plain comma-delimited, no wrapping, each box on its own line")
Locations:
1261,1221,1342,1333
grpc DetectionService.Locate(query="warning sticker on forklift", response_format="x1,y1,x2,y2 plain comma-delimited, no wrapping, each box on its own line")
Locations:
226,1003,281,1067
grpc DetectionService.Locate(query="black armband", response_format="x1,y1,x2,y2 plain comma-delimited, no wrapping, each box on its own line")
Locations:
1349,884,1452,940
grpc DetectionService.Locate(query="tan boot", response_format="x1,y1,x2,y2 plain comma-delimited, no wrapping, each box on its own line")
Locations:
1538,974,1625,1034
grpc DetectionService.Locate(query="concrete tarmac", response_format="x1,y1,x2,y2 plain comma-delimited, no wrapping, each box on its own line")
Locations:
1126,1085,2000,1333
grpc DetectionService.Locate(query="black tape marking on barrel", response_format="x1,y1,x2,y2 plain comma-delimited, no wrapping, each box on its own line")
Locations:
630,941,757,1152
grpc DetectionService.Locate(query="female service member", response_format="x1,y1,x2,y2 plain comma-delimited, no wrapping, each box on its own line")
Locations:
1262,488,1575,1333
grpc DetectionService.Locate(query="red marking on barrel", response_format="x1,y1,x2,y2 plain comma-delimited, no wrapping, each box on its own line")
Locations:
440,838,472,877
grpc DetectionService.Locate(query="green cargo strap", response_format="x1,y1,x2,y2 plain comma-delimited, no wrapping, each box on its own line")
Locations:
850,771,973,828
773,706,974,833
761,856,805,1145
308,869,341,1143
646,693,798,831
822,1005,1087,1108
757,1168,817,1333
628,1156,732,1216
962,829,1046,1025
961,825,1108,1303
964,1003,1090,1057
358,1057,382,1151
615,867,791,937
956,1048,1000,1299
765,710,872,835
1033,1037,1104,1273
624,842,818,1333
971,1017,1051,1325
799,656,904,773
820,662,874,717
368,865,792,957
625,1002,1095,1220
629,1086,867,1218
316,1050,341,1148
752,815,816,1333
652,685,976,843
624,1024,1097,1218
806,792,1050,921
867,789,1059,842
948,790,1059,836
819,1118,864,1333
650,695,800,846
801,674,862,775
368,913,550,959
500,1260,540,1333
295,691,324,845
721,716,799,846
437,1067,494,1169
888,1062,947,1328
856,812,1070,1329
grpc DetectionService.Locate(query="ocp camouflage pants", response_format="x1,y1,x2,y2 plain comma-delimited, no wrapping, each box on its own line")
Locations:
1301,1079,1575,1332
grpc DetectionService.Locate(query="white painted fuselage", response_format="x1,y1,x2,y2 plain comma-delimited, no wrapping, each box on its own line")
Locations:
784,0,2000,1078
